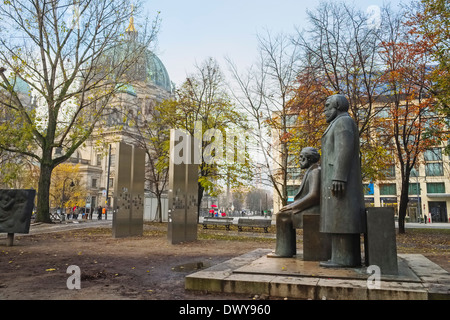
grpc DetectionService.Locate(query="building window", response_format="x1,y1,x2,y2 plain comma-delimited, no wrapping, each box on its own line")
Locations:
96,154,102,166
92,178,97,189
383,165,396,178
363,183,374,195
287,185,299,196
286,185,299,203
286,114,298,127
379,183,396,195
287,167,301,181
425,163,443,176
408,183,420,195
427,183,445,194
424,148,442,161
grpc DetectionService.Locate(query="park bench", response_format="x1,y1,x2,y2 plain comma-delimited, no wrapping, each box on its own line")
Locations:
237,218,272,233
50,211,63,222
202,217,234,230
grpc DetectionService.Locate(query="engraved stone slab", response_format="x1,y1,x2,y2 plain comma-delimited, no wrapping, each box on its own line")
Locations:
167,129,198,244
112,142,145,238
0,189,36,234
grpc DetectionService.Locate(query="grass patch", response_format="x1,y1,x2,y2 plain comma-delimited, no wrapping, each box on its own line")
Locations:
401,228,450,235
396,228,450,254
56,222,449,255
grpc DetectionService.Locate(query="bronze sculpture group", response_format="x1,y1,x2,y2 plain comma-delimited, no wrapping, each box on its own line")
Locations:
273,94,366,268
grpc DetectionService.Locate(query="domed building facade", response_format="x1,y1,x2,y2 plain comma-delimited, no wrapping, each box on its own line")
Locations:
69,17,173,217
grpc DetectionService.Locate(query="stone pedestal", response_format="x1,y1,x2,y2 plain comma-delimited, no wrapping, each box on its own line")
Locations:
303,214,331,261
186,249,450,300
365,207,398,274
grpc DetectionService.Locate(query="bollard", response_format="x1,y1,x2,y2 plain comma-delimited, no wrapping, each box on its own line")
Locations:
6,233,14,246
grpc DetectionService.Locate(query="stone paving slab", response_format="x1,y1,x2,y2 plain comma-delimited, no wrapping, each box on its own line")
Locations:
185,249,450,300
236,252,420,282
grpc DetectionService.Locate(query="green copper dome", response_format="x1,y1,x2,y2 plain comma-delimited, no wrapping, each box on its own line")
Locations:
115,83,137,96
102,41,172,93
145,51,172,92
13,77,31,94
1,77,31,94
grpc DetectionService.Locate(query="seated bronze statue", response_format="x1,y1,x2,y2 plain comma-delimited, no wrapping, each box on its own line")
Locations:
271,147,321,258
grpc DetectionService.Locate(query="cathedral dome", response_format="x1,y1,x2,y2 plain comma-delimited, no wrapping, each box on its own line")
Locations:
13,77,31,94
102,42,172,93
98,13,172,94
1,76,31,95
144,51,172,92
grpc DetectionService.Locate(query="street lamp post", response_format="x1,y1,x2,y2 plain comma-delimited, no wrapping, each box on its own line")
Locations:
417,174,421,223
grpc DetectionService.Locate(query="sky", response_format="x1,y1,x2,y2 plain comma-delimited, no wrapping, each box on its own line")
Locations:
143,0,405,87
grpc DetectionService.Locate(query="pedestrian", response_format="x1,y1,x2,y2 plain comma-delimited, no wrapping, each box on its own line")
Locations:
97,206,102,220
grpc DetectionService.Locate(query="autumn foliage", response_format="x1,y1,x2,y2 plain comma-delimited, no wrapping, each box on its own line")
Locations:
287,66,330,158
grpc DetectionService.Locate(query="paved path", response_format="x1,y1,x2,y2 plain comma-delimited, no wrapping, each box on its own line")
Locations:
0,219,112,239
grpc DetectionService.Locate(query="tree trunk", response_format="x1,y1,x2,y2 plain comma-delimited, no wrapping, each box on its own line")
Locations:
156,194,162,223
197,183,204,222
398,180,410,234
35,158,54,223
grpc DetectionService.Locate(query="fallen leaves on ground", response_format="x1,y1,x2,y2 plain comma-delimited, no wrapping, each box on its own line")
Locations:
396,228,450,254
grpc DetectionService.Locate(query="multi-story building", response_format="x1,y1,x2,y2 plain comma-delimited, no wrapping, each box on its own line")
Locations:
364,144,449,223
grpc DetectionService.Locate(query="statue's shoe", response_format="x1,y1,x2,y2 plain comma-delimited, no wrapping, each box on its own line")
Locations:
267,251,294,258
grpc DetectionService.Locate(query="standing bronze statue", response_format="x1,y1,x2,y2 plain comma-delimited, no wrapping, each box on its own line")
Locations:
319,94,366,267
271,147,321,257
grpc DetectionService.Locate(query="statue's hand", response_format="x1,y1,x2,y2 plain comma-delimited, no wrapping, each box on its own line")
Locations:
331,180,346,197
279,204,292,212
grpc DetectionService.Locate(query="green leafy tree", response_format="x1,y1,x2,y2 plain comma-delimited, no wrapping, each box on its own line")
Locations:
406,0,450,151
379,5,445,233
0,0,159,222
161,58,252,217
50,163,87,211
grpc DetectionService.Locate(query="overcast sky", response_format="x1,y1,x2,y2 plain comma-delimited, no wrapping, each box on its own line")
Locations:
143,0,405,86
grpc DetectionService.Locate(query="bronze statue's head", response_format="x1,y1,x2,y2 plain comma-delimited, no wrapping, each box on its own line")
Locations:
300,147,320,169
324,94,349,122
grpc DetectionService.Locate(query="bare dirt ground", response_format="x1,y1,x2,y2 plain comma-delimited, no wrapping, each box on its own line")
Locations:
0,221,449,301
